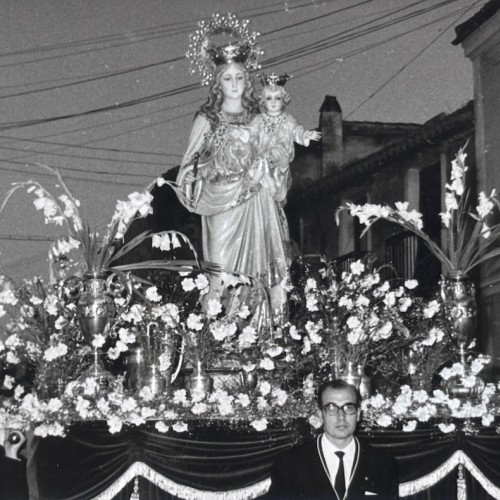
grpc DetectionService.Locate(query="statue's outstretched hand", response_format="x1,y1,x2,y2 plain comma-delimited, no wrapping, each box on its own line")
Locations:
305,130,321,142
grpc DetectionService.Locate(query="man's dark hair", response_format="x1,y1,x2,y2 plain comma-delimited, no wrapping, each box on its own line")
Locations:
316,379,362,408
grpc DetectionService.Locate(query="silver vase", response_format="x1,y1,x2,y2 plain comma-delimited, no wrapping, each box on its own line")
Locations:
440,271,478,348
186,360,213,395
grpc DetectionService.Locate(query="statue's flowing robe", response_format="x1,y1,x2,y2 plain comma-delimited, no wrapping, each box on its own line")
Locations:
176,112,290,289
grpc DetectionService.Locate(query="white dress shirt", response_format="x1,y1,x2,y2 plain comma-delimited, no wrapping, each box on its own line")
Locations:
320,434,356,490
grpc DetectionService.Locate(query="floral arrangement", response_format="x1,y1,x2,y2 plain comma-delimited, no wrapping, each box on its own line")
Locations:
338,146,500,275
286,257,416,376
0,165,197,277
1,261,499,439
361,380,498,434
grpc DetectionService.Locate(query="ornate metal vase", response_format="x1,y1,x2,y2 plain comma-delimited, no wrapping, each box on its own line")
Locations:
440,271,478,347
76,271,116,341
186,359,213,395
443,346,485,399
339,361,361,389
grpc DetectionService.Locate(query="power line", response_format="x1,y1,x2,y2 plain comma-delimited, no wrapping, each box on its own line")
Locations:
0,160,158,187
0,143,174,170
345,0,482,118
0,0,462,134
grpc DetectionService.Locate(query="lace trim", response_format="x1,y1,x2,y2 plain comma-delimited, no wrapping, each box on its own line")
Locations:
399,450,500,499
91,461,271,500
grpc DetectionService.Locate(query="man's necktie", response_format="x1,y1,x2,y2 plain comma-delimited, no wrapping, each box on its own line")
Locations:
334,451,346,499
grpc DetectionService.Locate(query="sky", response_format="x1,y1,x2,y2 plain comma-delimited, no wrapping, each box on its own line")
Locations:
0,0,488,283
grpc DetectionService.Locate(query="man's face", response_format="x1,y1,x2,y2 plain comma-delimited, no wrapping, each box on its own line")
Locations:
320,387,360,448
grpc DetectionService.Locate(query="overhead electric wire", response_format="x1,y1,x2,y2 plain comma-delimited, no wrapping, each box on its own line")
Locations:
291,3,471,80
0,160,156,187
345,0,482,118
0,0,464,134
262,0,461,66
0,143,172,170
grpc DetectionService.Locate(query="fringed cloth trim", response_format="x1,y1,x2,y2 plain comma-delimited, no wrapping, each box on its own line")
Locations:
91,461,271,500
399,450,500,499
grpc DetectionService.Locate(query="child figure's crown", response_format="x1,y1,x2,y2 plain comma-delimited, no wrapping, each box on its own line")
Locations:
260,72,291,89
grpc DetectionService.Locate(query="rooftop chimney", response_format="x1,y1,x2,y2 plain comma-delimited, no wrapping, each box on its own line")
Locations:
319,96,344,176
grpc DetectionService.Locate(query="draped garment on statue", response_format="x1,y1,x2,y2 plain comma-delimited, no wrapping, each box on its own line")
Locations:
248,112,311,205
176,111,290,289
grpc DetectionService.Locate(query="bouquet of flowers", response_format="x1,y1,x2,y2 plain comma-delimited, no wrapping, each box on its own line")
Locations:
0,164,197,277
337,146,500,276
0,274,88,398
288,257,415,377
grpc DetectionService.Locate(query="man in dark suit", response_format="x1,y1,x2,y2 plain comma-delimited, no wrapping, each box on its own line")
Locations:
266,379,399,499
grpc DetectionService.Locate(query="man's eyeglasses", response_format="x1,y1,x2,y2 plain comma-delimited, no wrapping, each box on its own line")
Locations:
321,402,358,416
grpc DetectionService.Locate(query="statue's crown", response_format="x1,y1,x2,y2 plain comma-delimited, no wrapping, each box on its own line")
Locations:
260,73,291,89
187,13,262,86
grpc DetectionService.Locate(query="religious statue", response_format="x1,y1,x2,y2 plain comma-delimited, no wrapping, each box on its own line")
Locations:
176,14,320,323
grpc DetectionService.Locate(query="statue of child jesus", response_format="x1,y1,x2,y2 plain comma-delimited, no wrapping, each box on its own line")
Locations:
248,73,321,204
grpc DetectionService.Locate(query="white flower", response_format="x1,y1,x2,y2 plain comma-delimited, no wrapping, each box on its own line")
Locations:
356,295,370,308
306,294,319,312
304,278,317,293
477,189,496,218
6,352,20,364
260,358,275,370
155,421,170,433
92,334,106,348
423,300,440,318
195,274,210,291
258,381,271,396
121,304,144,323
376,414,393,427
172,422,188,433
404,279,418,289
152,233,172,251
346,316,361,329
211,321,237,341
250,418,268,431
308,414,322,429
145,286,162,302
394,201,423,230
173,389,187,404
139,387,154,402
375,322,392,340
43,342,68,362
403,420,417,432
350,261,365,275
29,296,43,305
438,422,456,434
206,298,223,317
3,375,15,389
181,278,196,292
237,393,250,407
289,325,301,340
118,328,136,344
14,385,25,400
191,402,208,415
272,388,288,406
44,294,59,315
237,305,251,319
47,398,63,412
161,303,180,327
238,326,257,348
187,313,204,331
481,414,494,426
107,416,123,434
339,297,353,310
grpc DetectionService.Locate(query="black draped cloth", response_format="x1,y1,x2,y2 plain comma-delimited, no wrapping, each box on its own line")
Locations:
21,420,500,499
